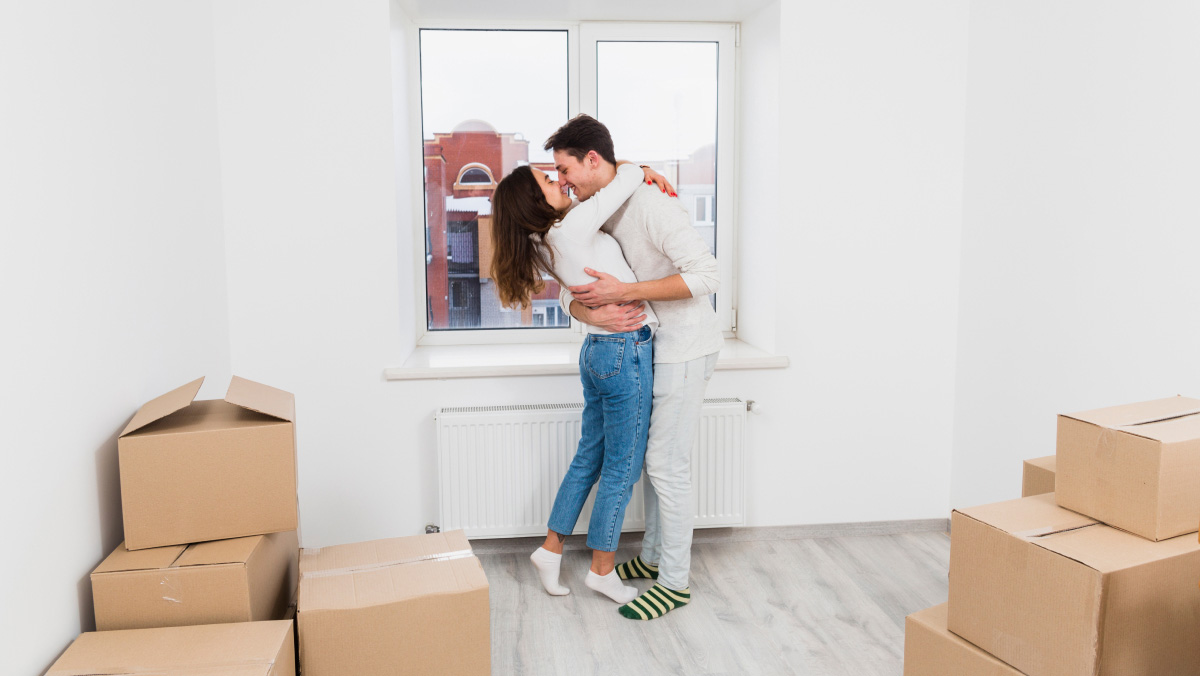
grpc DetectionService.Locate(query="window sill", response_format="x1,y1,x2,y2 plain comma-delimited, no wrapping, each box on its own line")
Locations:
384,338,789,381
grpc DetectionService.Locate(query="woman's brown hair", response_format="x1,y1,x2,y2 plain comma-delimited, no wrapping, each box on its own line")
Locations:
490,166,565,309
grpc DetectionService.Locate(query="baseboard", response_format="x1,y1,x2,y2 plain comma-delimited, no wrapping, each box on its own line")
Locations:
468,518,950,555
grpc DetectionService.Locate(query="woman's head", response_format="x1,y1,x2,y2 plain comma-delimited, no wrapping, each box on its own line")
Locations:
490,166,569,309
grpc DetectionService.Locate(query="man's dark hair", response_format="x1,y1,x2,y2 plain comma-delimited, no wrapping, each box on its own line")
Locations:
543,114,617,166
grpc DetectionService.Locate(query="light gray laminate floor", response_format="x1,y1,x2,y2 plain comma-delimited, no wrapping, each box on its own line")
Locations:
477,528,950,676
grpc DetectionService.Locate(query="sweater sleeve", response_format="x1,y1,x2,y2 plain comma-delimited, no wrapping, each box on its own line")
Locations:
648,202,721,297
554,163,644,239
559,278,574,315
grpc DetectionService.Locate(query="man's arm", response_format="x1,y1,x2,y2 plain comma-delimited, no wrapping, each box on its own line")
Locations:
566,299,648,333
569,268,692,305
568,207,721,306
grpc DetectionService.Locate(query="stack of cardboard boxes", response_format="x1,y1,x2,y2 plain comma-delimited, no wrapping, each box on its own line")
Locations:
48,376,302,675
905,396,1200,676
45,376,491,676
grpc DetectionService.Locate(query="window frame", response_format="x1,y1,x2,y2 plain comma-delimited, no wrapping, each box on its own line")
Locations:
580,22,738,336
407,20,737,346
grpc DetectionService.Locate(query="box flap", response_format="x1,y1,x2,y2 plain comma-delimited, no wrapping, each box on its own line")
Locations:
93,542,188,575
299,530,479,611
1032,521,1200,574
954,493,1097,538
1119,411,1200,444
299,530,471,578
120,377,205,437
1062,396,1200,431
225,376,295,422
45,620,292,676
173,535,262,568
300,553,487,612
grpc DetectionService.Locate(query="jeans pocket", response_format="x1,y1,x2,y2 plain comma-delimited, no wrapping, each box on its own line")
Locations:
585,336,625,379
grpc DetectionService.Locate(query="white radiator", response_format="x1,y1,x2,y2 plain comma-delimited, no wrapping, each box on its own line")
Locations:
436,398,746,539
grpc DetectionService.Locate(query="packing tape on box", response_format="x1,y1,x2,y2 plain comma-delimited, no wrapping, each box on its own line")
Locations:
51,657,275,675
1013,523,1094,539
299,549,475,580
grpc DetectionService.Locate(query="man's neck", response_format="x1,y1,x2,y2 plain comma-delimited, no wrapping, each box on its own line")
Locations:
595,163,618,188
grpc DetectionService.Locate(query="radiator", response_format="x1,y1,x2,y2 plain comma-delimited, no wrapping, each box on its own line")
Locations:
436,398,746,539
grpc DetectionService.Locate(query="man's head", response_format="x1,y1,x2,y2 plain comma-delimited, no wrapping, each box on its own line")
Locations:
544,114,618,201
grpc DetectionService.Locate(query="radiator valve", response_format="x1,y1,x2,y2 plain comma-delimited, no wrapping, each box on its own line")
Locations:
425,524,441,534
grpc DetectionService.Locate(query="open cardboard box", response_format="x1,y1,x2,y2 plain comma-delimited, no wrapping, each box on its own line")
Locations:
118,376,298,550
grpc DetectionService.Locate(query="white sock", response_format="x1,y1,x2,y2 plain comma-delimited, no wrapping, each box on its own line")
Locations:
586,570,638,604
530,547,570,596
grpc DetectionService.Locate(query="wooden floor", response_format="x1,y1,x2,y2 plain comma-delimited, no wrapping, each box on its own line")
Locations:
477,528,950,676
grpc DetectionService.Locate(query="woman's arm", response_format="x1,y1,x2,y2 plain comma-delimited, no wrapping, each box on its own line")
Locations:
555,163,648,238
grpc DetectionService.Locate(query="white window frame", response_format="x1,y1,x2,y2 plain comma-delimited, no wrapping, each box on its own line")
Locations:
580,22,737,337
408,20,737,346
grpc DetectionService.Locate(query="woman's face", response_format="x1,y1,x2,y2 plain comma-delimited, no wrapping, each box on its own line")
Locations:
531,168,572,212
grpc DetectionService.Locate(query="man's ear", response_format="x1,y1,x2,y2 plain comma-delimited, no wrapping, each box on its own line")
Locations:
586,150,600,168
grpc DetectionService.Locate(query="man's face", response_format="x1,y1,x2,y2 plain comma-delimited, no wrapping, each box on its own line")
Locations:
553,149,602,201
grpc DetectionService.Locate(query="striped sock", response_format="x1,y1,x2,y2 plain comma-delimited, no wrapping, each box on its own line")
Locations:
615,556,659,580
618,583,690,620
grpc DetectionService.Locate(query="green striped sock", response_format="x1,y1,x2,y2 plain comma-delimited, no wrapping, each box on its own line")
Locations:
615,556,659,580
618,584,690,620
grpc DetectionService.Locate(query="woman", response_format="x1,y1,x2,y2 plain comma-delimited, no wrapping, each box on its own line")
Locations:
491,161,669,604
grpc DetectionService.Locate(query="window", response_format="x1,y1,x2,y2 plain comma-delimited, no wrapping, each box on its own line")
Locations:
459,168,491,184
582,23,736,322
418,29,570,340
411,23,736,345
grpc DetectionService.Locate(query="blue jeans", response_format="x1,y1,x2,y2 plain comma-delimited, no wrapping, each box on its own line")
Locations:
547,326,654,552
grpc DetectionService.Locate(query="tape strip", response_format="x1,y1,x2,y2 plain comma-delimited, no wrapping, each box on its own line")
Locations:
300,549,475,580
51,658,275,676
1013,523,1094,539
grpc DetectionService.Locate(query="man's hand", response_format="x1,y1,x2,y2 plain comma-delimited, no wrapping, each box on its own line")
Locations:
570,268,631,306
573,301,647,333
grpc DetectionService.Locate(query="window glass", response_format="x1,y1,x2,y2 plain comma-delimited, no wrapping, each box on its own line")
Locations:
420,29,570,330
596,41,719,274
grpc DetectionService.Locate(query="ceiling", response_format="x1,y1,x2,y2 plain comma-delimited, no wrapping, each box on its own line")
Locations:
393,0,776,23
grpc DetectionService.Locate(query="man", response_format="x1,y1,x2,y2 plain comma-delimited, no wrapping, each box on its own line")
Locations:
544,114,723,620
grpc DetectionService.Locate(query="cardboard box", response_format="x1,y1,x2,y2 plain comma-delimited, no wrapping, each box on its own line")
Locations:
948,494,1200,676
1057,395,1200,540
46,620,295,676
904,603,1024,676
284,598,299,676
92,530,299,631
1020,455,1056,497
119,376,298,550
298,530,489,676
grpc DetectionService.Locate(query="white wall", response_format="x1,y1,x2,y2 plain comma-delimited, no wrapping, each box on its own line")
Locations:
206,0,970,548
951,0,1200,508
212,0,415,547
0,2,231,674
735,1,781,354
762,0,969,523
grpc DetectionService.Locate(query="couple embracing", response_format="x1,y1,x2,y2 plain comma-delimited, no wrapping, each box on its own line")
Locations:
490,114,723,620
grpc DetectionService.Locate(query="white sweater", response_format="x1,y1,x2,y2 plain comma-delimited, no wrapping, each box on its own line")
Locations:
542,163,660,335
558,174,724,364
